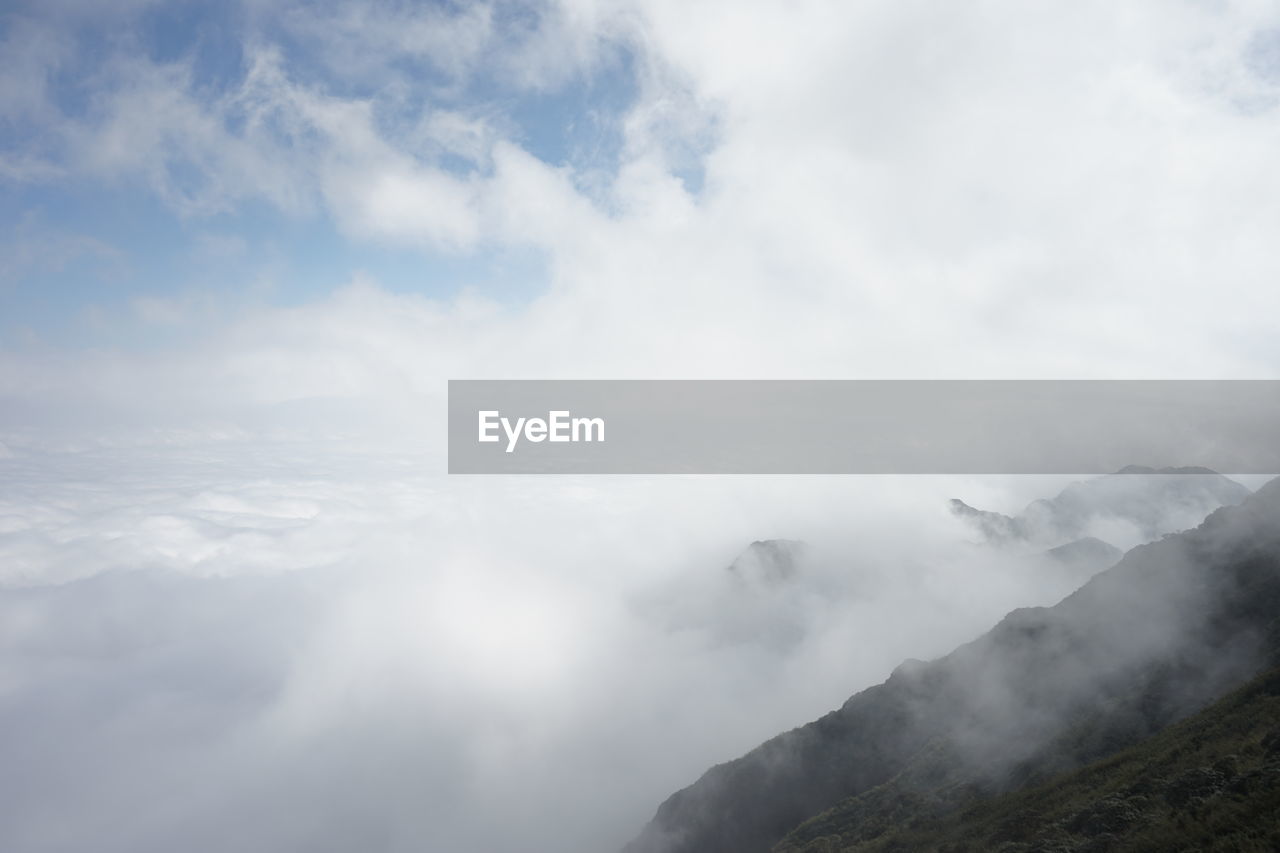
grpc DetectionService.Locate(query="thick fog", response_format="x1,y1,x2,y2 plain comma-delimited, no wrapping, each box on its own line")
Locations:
0,439,1256,853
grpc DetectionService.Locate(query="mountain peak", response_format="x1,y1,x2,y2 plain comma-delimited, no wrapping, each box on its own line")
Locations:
726,539,807,584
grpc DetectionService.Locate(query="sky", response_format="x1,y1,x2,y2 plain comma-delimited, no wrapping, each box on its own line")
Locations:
3,0,1280,403
1,1,1280,852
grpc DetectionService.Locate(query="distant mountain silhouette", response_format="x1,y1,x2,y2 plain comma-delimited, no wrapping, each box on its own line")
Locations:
950,467,1251,548
727,539,808,585
1043,536,1123,569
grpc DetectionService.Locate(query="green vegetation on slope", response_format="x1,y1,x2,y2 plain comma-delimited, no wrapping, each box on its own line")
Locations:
776,665,1280,853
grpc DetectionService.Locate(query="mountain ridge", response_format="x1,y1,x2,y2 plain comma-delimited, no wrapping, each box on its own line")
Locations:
949,468,1252,548
624,476,1280,853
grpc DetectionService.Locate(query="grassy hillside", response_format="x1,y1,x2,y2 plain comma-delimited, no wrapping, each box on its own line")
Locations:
777,665,1280,853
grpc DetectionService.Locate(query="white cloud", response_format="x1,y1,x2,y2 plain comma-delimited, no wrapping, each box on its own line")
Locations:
328,162,482,249
4,2,1280,851
4,0,1278,380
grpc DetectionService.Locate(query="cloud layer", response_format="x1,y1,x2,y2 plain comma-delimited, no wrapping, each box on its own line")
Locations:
2,2,1279,851
0,443,1116,852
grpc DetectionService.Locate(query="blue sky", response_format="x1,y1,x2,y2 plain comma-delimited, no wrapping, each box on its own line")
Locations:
0,0,644,346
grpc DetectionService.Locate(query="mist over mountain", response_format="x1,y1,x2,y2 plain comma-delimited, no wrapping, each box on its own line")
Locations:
728,540,809,586
636,538,822,653
950,467,1251,551
625,476,1280,853
1043,536,1123,570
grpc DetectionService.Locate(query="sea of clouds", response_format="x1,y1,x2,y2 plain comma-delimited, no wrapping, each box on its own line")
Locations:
3,0,1280,850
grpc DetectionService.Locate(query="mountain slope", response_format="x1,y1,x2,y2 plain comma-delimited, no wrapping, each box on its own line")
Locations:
777,663,1280,852
624,478,1280,853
